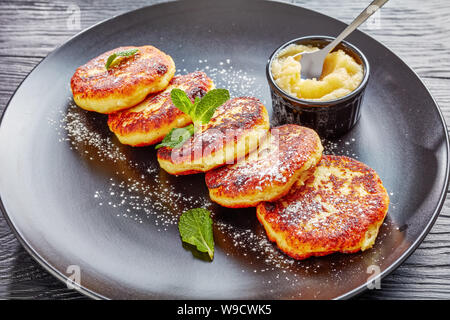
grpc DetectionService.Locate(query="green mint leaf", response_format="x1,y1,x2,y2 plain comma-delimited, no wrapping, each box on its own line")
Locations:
155,124,194,150
105,48,139,70
170,89,194,116
178,208,214,260
193,96,201,110
193,89,230,124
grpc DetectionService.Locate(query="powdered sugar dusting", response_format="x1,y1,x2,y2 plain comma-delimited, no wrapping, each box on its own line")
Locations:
322,137,359,158
53,102,212,227
178,59,267,105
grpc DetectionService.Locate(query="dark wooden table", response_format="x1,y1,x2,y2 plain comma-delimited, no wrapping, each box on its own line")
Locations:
1,0,449,300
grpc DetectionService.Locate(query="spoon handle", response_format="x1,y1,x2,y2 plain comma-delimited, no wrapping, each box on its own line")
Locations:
323,0,389,54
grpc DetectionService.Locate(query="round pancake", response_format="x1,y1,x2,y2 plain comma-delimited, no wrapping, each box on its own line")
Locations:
71,45,175,114
256,155,390,260
205,124,323,208
157,97,270,175
107,71,214,146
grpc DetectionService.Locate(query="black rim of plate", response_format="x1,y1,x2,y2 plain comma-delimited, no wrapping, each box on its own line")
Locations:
0,0,449,300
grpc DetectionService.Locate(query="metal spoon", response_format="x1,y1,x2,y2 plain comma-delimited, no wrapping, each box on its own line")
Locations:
293,0,389,80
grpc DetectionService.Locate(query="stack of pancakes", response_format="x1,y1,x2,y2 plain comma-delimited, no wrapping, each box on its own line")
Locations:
71,45,389,260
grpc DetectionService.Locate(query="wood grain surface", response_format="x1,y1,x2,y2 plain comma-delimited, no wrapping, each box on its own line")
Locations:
0,0,449,300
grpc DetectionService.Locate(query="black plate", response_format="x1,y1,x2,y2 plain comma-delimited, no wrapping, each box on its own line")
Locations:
0,0,448,300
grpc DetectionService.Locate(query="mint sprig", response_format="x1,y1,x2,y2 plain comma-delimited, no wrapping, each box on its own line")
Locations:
170,89,194,115
193,89,230,124
178,208,214,260
105,48,139,70
171,88,230,124
155,88,230,149
155,124,194,150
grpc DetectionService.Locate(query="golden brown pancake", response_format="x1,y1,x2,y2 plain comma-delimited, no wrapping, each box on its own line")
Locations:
256,155,389,260
205,124,323,208
71,45,175,114
157,97,270,175
107,71,214,146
